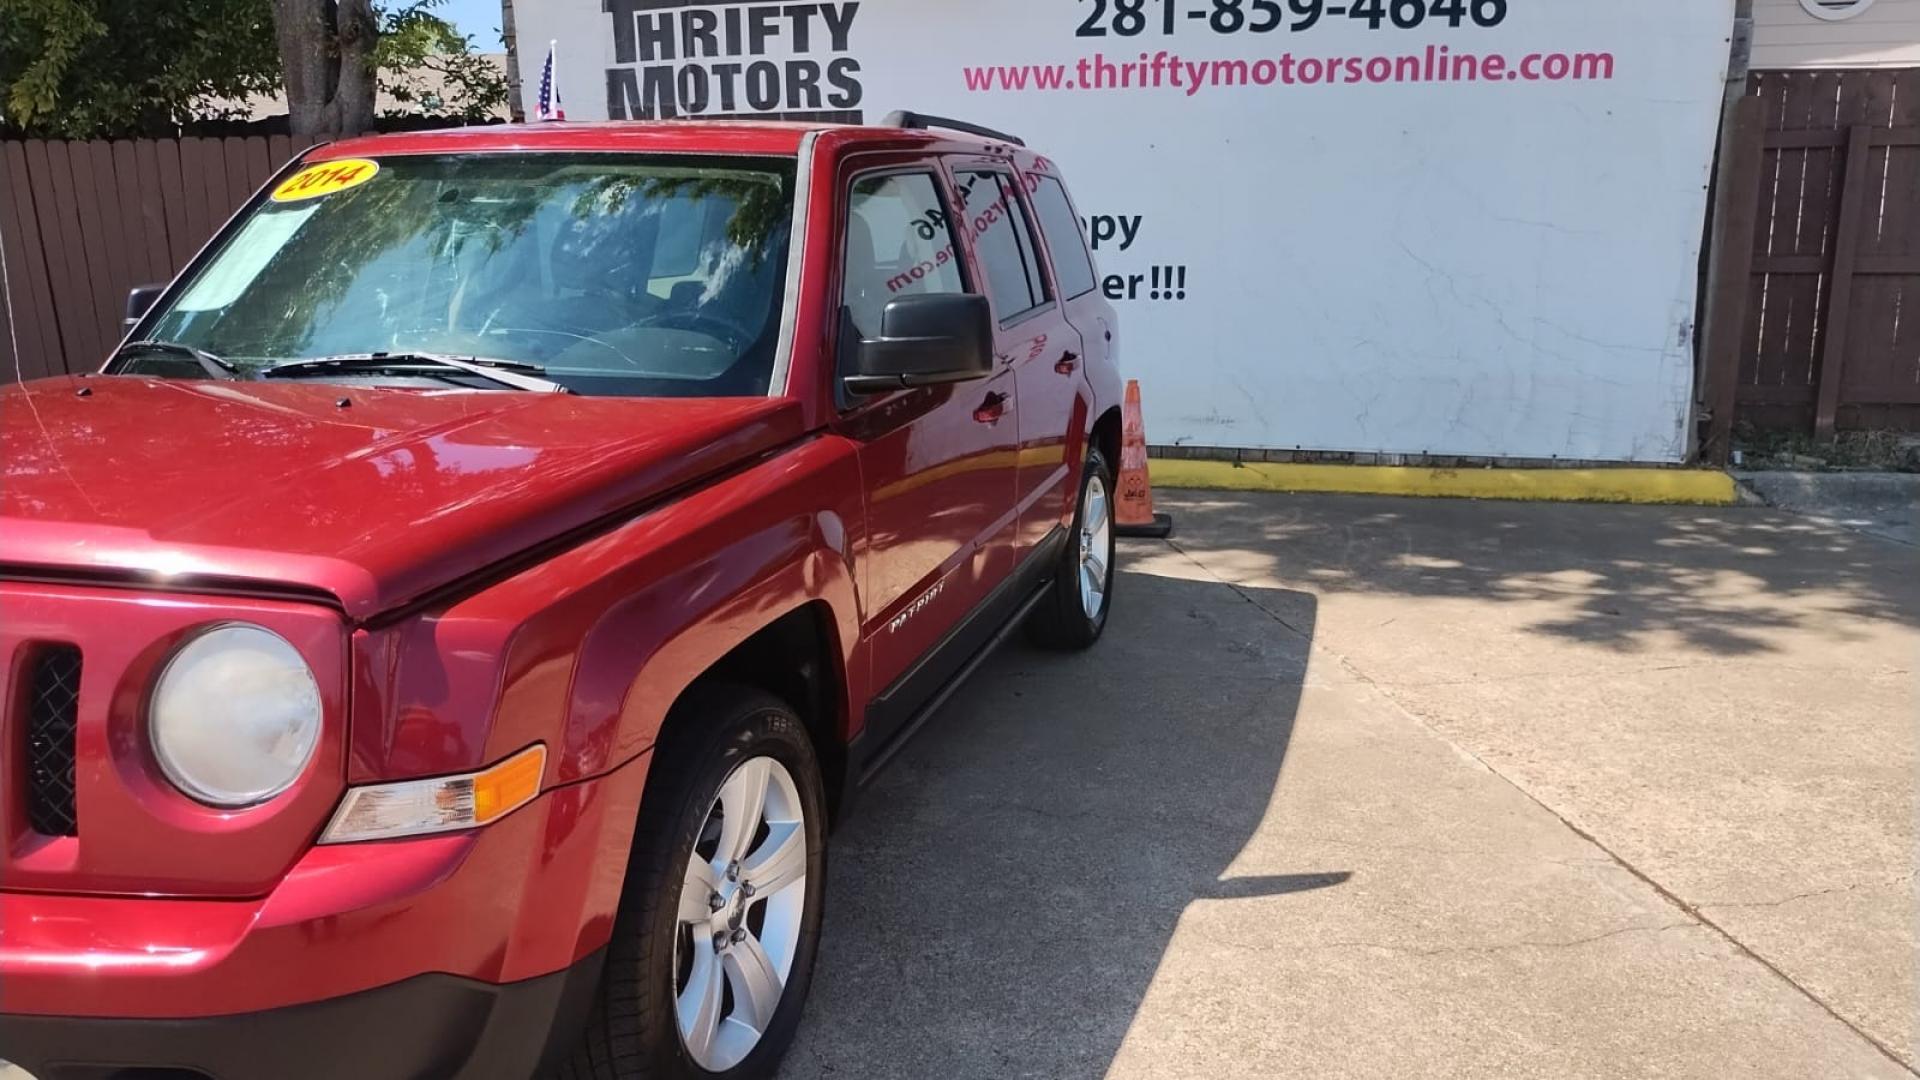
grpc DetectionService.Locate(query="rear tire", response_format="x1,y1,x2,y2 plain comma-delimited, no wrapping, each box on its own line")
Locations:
549,685,826,1080
1026,446,1116,651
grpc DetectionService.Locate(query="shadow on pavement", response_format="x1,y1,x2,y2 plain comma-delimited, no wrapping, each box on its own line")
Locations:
780,561,1334,1079
1162,493,1919,656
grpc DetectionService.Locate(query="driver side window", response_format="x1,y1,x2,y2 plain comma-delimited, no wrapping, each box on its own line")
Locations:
842,171,967,340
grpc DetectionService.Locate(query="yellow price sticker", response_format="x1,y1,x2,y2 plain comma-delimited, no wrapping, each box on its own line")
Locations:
271,158,380,203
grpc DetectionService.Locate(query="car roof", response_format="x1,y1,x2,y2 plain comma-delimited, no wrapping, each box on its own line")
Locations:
308,120,1013,161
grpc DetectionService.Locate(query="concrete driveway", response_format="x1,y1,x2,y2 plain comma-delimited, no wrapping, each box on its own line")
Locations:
782,491,1916,1079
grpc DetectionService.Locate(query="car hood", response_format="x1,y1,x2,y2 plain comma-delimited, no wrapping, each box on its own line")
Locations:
1,377,805,620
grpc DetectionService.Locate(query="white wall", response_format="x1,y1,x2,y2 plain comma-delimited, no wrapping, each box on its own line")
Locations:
514,0,1736,463
1751,0,1920,70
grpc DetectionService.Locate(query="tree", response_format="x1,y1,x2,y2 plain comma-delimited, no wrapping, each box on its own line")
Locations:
377,2,508,124
0,0,280,137
0,0,503,138
270,0,378,136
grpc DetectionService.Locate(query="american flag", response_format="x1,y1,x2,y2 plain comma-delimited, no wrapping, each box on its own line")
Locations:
536,40,565,122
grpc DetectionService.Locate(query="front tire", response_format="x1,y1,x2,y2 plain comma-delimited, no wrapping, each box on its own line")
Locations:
550,685,826,1080
1026,446,1116,651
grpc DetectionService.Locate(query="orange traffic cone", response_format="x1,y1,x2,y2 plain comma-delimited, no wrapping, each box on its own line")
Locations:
1114,380,1173,539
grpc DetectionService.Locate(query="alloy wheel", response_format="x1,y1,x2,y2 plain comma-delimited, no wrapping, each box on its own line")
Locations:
1079,473,1114,619
673,755,808,1072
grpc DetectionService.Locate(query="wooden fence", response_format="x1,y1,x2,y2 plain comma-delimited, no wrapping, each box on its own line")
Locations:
0,135,325,383
1703,68,1920,457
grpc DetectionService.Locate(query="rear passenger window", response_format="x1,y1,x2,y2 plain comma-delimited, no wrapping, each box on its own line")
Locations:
842,172,966,340
1029,176,1098,300
956,169,1050,322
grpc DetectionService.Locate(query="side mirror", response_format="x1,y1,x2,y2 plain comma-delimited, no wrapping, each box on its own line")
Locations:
124,283,166,330
843,294,994,395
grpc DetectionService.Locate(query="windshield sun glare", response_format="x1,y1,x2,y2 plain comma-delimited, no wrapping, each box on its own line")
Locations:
137,153,798,398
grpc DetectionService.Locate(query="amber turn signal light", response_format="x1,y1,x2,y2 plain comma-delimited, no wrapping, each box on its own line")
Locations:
319,744,547,844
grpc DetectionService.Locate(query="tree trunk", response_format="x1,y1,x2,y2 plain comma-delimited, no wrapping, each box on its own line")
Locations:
501,0,524,123
272,0,378,136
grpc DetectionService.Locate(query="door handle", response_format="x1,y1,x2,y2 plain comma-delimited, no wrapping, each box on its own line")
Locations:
973,391,1008,424
1054,351,1079,375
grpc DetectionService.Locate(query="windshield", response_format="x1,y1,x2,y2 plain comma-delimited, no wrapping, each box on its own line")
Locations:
136,153,796,397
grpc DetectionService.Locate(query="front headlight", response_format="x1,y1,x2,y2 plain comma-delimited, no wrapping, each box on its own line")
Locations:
150,624,322,807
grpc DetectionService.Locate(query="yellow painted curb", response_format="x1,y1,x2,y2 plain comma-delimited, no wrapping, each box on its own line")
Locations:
1148,459,1737,506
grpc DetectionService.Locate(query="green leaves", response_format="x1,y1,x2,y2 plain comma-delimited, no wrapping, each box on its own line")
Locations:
1,0,106,130
375,0,507,122
1,0,279,136
0,0,503,137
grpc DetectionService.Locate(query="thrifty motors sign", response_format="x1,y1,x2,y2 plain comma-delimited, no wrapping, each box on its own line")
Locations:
515,0,1734,461
601,0,864,120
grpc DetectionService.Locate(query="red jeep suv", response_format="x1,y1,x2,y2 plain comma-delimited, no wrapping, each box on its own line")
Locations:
0,113,1123,1079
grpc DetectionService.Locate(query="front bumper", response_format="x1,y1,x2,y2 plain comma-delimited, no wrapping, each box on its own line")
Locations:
0,948,603,1080
0,751,652,1078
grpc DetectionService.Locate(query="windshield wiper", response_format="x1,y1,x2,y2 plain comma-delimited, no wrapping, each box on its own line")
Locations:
112,339,239,379
263,352,570,394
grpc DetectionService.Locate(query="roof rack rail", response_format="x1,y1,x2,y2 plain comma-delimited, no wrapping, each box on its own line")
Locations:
880,110,1025,147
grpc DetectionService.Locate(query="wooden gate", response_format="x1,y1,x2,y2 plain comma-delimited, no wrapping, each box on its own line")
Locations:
1703,68,1920,459
0,135,325,384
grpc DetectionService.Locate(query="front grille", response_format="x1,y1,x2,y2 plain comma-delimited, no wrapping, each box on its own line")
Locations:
25,645,82,836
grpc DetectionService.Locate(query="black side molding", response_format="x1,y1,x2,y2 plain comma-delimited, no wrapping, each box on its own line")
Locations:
844,527,1067,798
